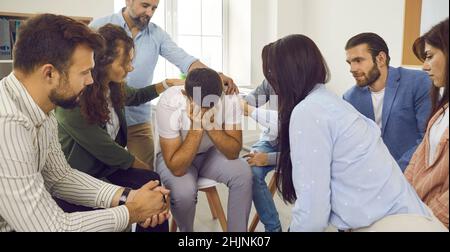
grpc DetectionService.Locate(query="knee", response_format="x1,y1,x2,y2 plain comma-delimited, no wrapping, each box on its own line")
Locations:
170,183,198,208
137,170,161,186
251,167,267,182
229,159,252,185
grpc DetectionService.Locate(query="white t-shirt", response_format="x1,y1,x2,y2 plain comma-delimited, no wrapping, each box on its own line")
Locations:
106,95,120,140
156,86,242,154
371,88,385,129
429,107,449,165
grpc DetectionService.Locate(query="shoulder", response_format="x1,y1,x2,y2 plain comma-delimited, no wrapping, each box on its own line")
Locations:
157,86,186,110
396,67,431,84
148,22,170,38
55,106,84,125
291,87,332,121
343,85,362,101
89,14,119,29
0,91,33,132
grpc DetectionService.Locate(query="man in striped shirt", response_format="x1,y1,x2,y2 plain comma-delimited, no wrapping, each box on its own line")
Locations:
0,14,169,232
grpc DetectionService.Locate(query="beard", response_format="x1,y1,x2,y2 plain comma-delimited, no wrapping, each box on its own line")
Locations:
49,78,83,109
131,14,150,30
354,63,381,88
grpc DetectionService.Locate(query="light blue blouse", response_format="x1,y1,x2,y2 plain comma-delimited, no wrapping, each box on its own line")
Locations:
289,84,429,232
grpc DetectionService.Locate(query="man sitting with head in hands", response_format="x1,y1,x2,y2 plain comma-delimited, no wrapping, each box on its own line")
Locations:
155,68,252,232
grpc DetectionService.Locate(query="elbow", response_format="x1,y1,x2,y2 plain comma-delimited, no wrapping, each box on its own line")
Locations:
168,164,188,177
172,170,188,177
225,151,240,160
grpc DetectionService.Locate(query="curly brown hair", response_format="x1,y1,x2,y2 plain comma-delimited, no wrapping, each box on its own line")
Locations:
79,24,135,125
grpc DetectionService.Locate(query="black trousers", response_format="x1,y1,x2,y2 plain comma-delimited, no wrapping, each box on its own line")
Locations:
54,168,169,232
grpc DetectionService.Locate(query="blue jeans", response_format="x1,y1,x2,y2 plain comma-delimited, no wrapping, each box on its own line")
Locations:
251,141,282,232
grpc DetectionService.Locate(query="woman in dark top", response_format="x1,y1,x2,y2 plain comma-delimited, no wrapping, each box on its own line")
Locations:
55,24,182,232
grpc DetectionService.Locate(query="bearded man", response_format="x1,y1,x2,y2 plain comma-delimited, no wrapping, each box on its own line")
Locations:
343,32,432,171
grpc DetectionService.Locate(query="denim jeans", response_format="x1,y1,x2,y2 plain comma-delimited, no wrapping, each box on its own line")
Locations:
251,141,282,232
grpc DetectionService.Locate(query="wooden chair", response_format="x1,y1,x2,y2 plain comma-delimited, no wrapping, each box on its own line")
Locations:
249,172,278,232
170,177,227,232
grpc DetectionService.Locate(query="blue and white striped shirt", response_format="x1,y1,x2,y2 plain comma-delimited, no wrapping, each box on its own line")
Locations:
0,73,129,232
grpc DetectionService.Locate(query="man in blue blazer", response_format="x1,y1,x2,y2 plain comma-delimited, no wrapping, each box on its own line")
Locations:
343,33,432,172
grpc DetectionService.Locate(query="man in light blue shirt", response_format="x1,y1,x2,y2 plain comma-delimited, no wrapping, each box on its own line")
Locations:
90,0,238,169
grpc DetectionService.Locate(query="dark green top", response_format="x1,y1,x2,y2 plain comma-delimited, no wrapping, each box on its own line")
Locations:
56,84,158,178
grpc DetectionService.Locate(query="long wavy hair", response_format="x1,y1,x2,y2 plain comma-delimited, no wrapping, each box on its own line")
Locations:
413,18,449,123
262,34,330,204
79,24,134,125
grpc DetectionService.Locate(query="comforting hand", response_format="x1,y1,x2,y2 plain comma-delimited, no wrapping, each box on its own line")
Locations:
244,152,269,167
219,73,239,95
167,79,185,87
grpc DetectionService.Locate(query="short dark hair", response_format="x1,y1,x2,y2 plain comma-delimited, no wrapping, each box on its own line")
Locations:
185,68,223,108
345,32,391,66
13,14,104,74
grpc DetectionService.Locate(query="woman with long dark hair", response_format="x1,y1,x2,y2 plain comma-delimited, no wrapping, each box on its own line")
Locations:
55,24,183,232
405,18,449,228
263,34,447,231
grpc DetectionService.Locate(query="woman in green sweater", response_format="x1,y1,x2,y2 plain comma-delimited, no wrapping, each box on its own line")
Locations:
55,24,182,232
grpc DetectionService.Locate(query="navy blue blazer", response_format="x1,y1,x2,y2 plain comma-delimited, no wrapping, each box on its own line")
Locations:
343,67,432,171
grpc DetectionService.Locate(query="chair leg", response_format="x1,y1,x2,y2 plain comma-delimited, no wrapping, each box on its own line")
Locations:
268,174,277,195
204,188,218,219
202,186,227,232
249,173,278,232
249,214,260,232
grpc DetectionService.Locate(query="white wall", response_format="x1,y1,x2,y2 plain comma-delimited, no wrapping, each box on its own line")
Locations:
0,0,114,19
228,0,252,85
250,0,278,85
301,0,406,96
228,0,305,87
276,0,304,38
232,0,413,96
421,0,449,35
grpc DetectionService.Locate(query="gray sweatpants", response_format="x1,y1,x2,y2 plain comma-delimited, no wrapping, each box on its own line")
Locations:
156,147,253,232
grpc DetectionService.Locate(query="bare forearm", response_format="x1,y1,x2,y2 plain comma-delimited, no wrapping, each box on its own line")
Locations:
207,130,242,160
155,83,165,94
166,130,203,176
